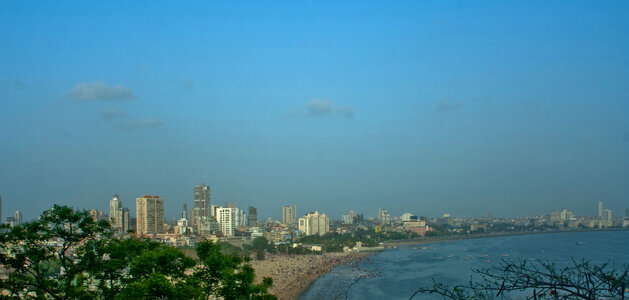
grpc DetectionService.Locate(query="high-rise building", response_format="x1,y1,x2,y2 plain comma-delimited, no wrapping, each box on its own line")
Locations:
598,201,603,218
236,208,246,227
191,183,211,233
89,209,105,222
216,207,236,236
14,210,23,226
343,210,356,224
136,195,165,235
248,206,258,227
0,193,2,223
282,203,297,225
603,209,612,222
109,194,124,234
378,208,390,225
626,208,629,218
342,214,352,224
401,213,414,222
178,203,189,235
298,211,329,236
122,208,130,235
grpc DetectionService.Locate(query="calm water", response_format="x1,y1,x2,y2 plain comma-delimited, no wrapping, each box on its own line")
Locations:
301,231,629,300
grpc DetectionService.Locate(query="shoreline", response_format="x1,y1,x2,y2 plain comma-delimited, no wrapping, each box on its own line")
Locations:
252,228,628,299
250,251,371,300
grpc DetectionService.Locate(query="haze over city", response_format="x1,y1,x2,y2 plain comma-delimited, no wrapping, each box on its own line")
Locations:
1,1,629,221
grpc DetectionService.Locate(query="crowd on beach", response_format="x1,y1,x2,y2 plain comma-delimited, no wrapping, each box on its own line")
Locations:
250,252,370,300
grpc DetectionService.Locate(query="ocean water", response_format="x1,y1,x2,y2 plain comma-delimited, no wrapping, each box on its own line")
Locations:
301,231,629,300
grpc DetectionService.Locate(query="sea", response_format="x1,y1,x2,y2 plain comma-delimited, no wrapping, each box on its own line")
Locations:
300,230,629,300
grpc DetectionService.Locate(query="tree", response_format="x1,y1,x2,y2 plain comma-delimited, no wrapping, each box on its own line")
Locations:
411,259,629,300
252,237,272,252
0,205,111,299
1,206,277,300
80,238,198,300
194,241,276,300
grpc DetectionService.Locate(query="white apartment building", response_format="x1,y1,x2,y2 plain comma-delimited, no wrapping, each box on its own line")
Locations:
298,211,329,236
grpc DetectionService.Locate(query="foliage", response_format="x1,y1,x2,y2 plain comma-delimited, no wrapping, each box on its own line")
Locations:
251,237,273,252
412,258,629,299
80,238,198,299
0,206,277,300
0,205,111,299
217,241,245,256
194,241,275,300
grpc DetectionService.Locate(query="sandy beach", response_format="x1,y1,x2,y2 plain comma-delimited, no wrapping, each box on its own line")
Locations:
249,229,629,299
250,252,371,300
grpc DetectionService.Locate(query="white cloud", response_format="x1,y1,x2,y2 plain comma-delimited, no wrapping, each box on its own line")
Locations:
304,99,355,120
67,81,134,101
306,99,333,116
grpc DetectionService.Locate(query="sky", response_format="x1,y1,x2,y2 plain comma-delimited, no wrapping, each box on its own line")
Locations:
1,1,629,221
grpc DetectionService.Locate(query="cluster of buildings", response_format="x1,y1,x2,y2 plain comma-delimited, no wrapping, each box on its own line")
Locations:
90,183,333,248
3,188,629,252
0,194,24,228
546,201,618,228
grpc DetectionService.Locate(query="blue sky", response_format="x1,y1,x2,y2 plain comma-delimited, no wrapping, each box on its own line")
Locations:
1,1,628,221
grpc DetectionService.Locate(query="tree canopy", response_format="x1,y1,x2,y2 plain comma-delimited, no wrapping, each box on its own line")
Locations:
0,205,276,300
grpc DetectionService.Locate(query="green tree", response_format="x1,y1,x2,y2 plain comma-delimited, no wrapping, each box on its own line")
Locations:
194,241,276,300
80,238,198,300
1,206,277,300
0,205,111,299
252,237,272,252
412,259,629,299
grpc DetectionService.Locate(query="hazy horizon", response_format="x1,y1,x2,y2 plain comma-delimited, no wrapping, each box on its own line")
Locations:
1,1,628,221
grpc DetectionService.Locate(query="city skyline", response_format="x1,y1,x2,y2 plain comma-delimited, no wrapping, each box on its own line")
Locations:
1,186,624,224
2,1,629,221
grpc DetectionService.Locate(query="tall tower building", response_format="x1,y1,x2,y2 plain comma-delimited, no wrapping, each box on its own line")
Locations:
122,208,130,235
109,194,123,234
14,210,23,226
598,201,603,218
0,193,2,223
378,208,390,225
136,195,165,235
192,183,211,233
282,203,297,225
248,206,258,227
216,207,236,236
